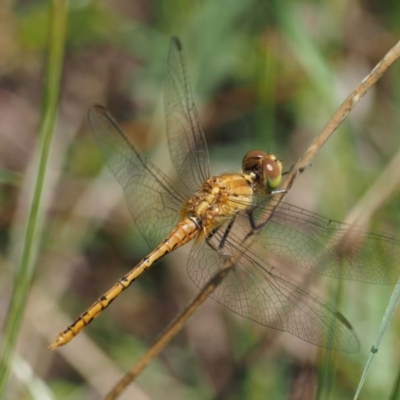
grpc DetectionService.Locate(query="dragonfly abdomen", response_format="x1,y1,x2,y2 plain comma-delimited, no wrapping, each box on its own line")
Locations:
50,218,199,349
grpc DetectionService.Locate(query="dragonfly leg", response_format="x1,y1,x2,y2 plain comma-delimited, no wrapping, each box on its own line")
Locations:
205,220,239,273
282,163,311,176
270,189,287,195
206,226,219,246
247,208,264,231
217,217,236,250
206,217,236,252
246,207,278,233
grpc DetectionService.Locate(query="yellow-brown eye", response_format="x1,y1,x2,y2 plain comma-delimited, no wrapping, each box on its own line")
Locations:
242,150,283,191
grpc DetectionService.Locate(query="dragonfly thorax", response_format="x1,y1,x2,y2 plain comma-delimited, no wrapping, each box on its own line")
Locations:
183,174,255,234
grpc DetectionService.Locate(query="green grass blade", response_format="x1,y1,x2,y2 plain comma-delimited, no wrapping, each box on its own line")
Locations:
0,0,67,396
389,365,400,400
272,0,336,109
353,278,400,400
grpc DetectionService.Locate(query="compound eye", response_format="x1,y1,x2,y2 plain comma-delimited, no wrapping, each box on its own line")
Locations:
242,150,268,174
263,155,282,190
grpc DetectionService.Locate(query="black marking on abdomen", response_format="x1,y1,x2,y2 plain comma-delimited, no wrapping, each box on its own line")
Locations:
79,313,93,325
107,297,115,306
161,249,169,257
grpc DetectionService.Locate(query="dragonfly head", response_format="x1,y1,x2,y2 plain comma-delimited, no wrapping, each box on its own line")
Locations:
242,150,283,192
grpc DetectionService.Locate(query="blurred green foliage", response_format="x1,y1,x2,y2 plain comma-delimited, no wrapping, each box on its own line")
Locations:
1,0,400,399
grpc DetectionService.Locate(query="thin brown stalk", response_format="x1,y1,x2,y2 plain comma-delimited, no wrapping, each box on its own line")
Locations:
104,38,400,400
280,39,400,194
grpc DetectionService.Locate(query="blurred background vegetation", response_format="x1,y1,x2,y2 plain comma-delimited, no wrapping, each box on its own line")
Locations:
1,0,400,399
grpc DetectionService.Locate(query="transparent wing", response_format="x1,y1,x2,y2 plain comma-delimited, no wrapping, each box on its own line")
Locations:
251,202,400,284
187,220,360,352
164,37,210,193
88,105,185,249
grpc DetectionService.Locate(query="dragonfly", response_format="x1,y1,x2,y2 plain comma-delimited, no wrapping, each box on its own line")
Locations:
50,37,400,353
